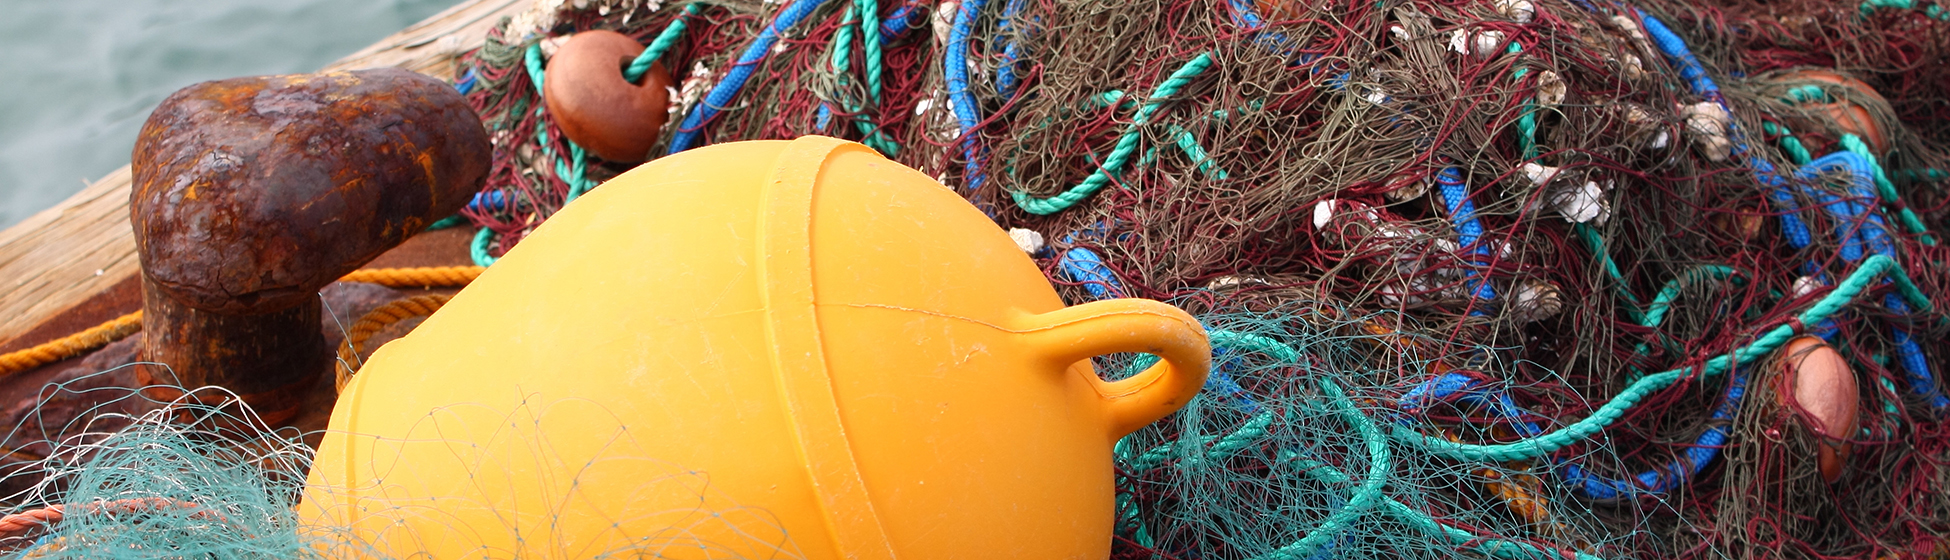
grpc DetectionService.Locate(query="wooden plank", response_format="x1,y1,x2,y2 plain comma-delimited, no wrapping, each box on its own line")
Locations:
0,0,526,345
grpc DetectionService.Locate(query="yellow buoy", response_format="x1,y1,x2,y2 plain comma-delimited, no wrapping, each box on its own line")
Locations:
300,136,1210,559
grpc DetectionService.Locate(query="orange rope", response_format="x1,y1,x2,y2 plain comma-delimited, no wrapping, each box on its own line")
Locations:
335,294,452,391
338,266,484,288
0,312,142,378
0,266,484,378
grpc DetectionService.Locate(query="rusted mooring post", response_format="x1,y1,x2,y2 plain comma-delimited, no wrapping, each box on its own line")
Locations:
130,68,490,423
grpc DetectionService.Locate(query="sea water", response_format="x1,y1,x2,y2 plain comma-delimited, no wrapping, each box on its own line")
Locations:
0,0,460,229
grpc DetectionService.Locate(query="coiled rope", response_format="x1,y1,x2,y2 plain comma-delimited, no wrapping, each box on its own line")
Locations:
0,266,486,378
335,294,453,390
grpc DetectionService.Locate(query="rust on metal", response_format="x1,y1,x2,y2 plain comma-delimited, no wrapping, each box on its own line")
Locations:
130,68,490,422
544,30,673,163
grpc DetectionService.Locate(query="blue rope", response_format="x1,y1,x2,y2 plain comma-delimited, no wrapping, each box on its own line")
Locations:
1637,8,1817,249
467,191,510,213
1793,152,1948,410
1436,165,1497,313
1399,370,1747,500
1493,9,1950,495
1795,153,1891,263
995,0,1028,100
1226,0,1300,55
946,0,991,191
667,0,835,154
454,67,479,94
1560,373,1747,499
1638,7,1945,408
1229,0,1268,29
1059,246,1122,300
1398,372,1545,438
1635,10,1788,193
1063,242,1267,415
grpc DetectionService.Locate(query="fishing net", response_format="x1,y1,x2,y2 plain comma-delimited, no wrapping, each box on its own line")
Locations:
434,0,1950,556
12,0,1950,556
0,375,314,558
1106,304,1657,560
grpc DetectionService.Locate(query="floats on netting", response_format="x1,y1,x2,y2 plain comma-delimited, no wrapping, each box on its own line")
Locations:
422,0,1950,556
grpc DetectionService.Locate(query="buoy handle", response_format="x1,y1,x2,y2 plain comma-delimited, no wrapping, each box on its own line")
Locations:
1014,299,1211,439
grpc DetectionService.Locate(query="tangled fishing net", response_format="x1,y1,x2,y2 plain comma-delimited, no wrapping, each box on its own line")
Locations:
9,0,1950,556
0,375,313,558
441,0,1950,556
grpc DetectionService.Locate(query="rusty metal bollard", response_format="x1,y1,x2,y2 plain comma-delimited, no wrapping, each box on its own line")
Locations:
130,68,490,423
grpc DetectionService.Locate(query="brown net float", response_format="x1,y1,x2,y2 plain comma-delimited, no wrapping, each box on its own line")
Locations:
1774,68,1895,154
543,30,675,163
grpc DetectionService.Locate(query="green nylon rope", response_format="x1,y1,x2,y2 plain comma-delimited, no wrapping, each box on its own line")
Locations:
1761,121,1813,165
1290,457,1606,560
1252,378,1391,560
525,41,546,92
1138,124,1229,179
1573,223,1640,318
476,42,597,267
1771,93,1936,245
1620,265,1743,380
1212,328,1303,361
1122,330,1288,472
829,0,899,155
857,0,884,108
1187,411,1273,467
1122,327,1602,560
1859,0,1949,19
1788,85,1827,104
1506,42,1541,160
624,4,701,83
1897,168,1949,182
471,226,501,267
1014,52,1215,215
1527,40,1632,331
831,8,860,123
1024,90,1227,182
1115,329,1391,560
524,43,598,201
1837,133,1936,244
1641,265,1740,328
1391,254,1930,462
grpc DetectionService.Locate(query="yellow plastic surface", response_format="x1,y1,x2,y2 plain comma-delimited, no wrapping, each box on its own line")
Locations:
300,136,1210,559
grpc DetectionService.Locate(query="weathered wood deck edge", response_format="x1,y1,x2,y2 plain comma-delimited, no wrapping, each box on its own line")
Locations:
0,0,526,344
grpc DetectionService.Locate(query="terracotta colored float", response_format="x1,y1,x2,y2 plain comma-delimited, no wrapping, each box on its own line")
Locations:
1777,336,1859,483
543,30,674,162
1779,68,1892,154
